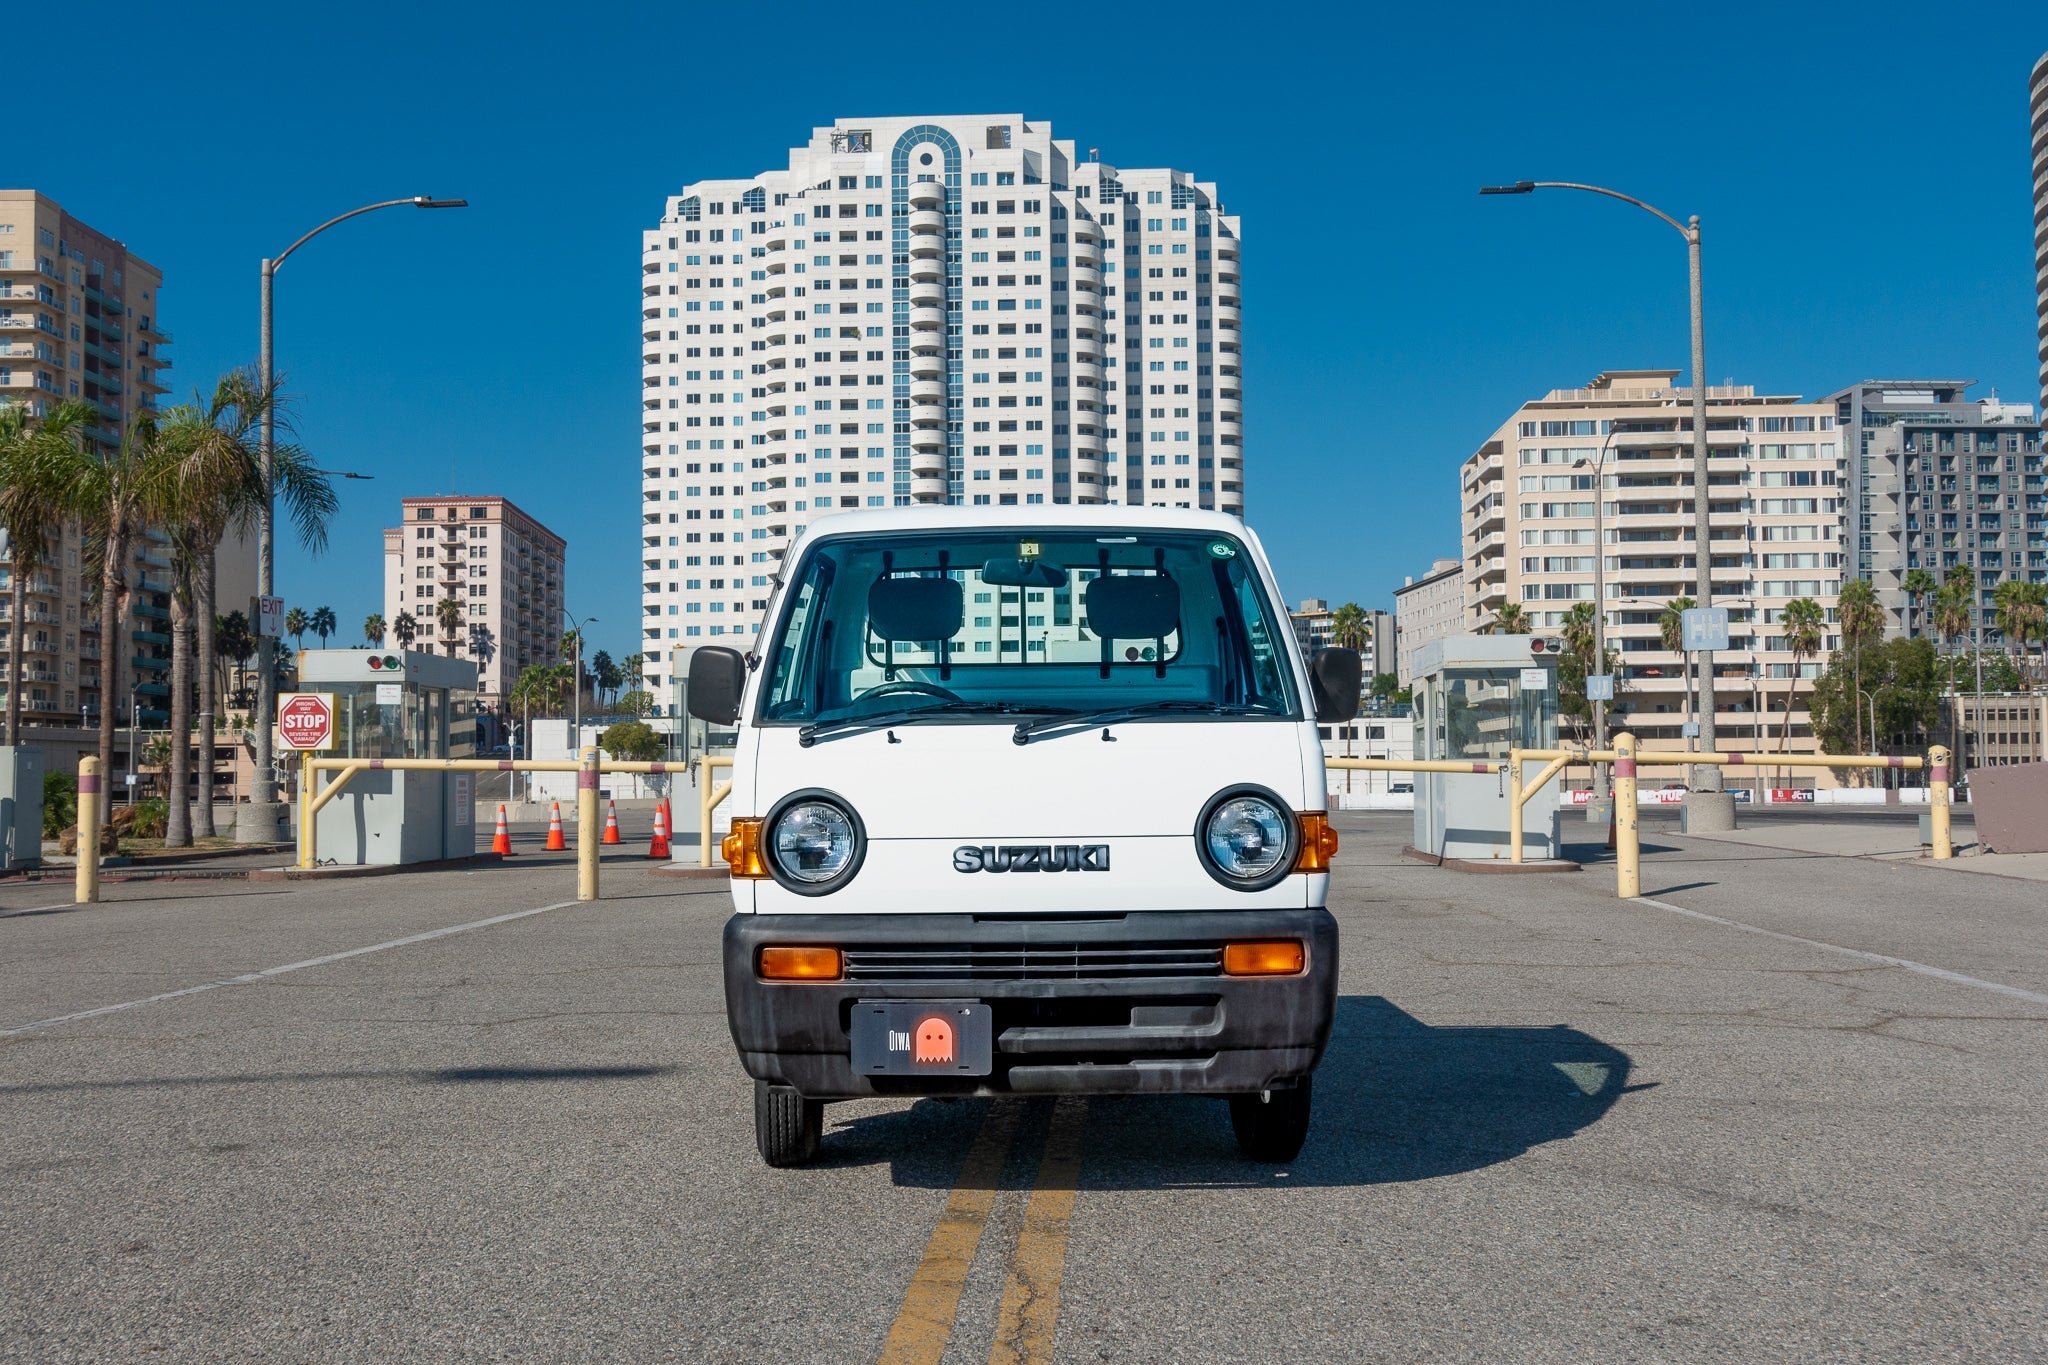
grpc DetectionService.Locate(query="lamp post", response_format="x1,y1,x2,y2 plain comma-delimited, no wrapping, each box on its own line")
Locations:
243,196,467,844
1573,422,1622,796
562,611,598,754
1482,180,1730,822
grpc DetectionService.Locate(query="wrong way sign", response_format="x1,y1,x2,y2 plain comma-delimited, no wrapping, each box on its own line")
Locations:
277,692,336,750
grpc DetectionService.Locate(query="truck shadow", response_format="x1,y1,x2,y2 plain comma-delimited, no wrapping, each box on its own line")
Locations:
845,995,1641,1189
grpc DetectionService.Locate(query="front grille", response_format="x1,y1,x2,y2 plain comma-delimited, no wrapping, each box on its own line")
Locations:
842,942,1223,981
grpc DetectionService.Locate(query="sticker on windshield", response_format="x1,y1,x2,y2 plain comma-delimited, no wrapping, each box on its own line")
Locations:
1018,540,1041,559
1207,540,1237,558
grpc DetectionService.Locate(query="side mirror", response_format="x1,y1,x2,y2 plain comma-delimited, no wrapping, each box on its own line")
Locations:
686,647,747,725
1309,648,1363,724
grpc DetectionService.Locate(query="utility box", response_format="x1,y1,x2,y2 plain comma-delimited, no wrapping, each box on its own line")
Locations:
297,650,478,866
1411,635,1560,861
0,745,46,870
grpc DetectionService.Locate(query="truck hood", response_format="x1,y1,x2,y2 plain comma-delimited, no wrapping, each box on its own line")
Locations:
730,718,1327,916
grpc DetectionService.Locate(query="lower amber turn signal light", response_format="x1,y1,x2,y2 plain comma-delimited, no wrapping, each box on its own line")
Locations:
759,946,843,981
1222,940,1305,976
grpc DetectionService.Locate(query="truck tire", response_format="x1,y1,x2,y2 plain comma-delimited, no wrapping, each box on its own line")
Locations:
1229,1078,1312,1163
755,1080,823,1166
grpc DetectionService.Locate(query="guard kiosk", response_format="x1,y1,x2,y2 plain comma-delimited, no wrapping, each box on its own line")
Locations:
299,649,479,866
667,644,740,861
1411,635,1561,861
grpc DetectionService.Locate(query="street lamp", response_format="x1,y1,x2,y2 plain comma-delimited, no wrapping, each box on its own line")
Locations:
1572,422,1623,797
244,196,467,845
561,610,598,752
1482,179,1727,815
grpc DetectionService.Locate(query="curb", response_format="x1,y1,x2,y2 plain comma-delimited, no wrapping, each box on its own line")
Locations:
249,853,508,882
1400,846,1582,874
648,864,730,881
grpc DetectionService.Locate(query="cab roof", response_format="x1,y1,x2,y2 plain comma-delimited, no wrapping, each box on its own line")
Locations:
796,505,1258,541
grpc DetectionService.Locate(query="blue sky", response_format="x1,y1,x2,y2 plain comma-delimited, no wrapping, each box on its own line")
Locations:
17,1,2047,666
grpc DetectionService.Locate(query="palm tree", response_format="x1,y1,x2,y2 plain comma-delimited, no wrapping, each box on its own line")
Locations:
1327,603,1368,652
214,611,255,712
620,652,646,696
1777,597,1827,756
435,598,463,643
1932,583,1974,757
308,605,336,649
364,613,385,648
151,371,334,839
591,649,618,706
285,607,308,651
1903,568,1938,640
0,400,92,746
1657,596,1696,653
1489,603,1528,635
79,417,162,779
1836,579,1884,757
392,610,418,650
1993,579,2046,682
509,661,571,717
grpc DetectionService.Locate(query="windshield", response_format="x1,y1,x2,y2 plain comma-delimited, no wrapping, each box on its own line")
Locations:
757,528,1301,727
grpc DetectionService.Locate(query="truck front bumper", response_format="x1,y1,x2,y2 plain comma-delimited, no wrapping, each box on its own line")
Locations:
723,909,1338,1100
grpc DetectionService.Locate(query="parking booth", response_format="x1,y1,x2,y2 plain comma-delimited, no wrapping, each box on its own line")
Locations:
298,649,479,866
1411,635,1560,860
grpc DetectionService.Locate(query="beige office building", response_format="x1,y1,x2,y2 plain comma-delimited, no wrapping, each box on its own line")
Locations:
0,190,198,735
383,496,567,705
1459,370,1843,750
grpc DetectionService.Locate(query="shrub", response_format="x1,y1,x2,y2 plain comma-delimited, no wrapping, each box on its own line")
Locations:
42,771,77,839
129,797,169,839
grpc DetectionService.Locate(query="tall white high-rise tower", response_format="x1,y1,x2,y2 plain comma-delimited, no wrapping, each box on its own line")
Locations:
635,115,1243,684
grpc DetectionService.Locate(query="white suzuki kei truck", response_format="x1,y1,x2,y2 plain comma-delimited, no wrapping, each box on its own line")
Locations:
685,506,1362,1167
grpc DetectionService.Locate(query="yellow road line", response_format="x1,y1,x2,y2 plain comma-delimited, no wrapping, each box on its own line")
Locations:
878,1099,1024,1365
988,1097,1089,1365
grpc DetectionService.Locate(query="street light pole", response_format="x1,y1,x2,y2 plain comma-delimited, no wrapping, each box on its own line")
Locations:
562,610,598,755
1575,423,1621,798
1482,179,1730,824
243,196,467,845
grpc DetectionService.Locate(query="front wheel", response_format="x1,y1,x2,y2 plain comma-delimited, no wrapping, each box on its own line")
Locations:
755,1081,823,1167
1228,1077,1313,1162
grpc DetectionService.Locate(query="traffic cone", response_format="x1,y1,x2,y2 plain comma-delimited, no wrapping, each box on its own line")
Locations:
545,801,567,851
492,803,514,856
648,799,671,859
603,799,622,845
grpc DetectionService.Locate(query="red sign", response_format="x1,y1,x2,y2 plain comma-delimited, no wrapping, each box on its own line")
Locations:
277,692,335,750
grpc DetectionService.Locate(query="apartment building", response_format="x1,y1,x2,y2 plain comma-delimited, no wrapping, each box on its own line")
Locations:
636,115,1244,690
1391,557,1461,685
1459,370,1843,749
1952,692,2048,769
0,190,187,730
1825,379,2043,640
1289,598,1394,678
382,496,566,705
2033,51,2047,419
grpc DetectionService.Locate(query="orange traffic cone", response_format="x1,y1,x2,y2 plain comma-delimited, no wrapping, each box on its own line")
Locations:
603,798,622,845
545,801,567,851
492,803,514,856
648,799,671,859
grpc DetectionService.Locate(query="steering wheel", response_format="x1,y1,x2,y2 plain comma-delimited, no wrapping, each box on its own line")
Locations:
861,680,963,704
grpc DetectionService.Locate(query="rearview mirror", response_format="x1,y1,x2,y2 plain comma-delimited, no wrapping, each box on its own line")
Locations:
1309,648,1363,724
686,647,747,726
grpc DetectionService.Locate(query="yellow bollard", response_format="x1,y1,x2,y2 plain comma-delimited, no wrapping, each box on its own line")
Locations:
1929,744,1952,860
75,756,101,904
576,744,601,902
1614,732,1640,898
1508,748,1524,863
298,754,316,870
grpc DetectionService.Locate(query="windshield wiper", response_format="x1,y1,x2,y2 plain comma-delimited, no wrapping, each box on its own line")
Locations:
1011,700,1278,745
798,701,1057,748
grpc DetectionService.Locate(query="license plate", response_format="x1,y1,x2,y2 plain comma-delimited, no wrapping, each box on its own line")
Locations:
850,1000,993,1077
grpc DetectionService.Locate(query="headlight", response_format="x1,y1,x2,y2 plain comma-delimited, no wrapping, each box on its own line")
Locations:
765,791,865,894
1197,787,1298,891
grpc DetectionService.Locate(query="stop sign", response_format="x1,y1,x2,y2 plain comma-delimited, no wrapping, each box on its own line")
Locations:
277,692,334,750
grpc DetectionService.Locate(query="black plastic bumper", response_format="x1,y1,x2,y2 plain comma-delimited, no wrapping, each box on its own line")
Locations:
722,909,1339,1100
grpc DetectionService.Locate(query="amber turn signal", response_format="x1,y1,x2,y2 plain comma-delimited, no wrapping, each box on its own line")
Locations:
1292,812,1339,873
722,817,769,878
1221,940,1305,976
758,946,844,981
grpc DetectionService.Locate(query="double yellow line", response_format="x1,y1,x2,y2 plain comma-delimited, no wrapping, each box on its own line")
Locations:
879,1097,1089,1365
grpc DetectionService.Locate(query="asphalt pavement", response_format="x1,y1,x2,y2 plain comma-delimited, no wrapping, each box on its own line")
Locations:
2,812,2043,1361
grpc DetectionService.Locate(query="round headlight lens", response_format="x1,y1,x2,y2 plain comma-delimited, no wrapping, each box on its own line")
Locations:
769,800,857,884
1204,795,1290,882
